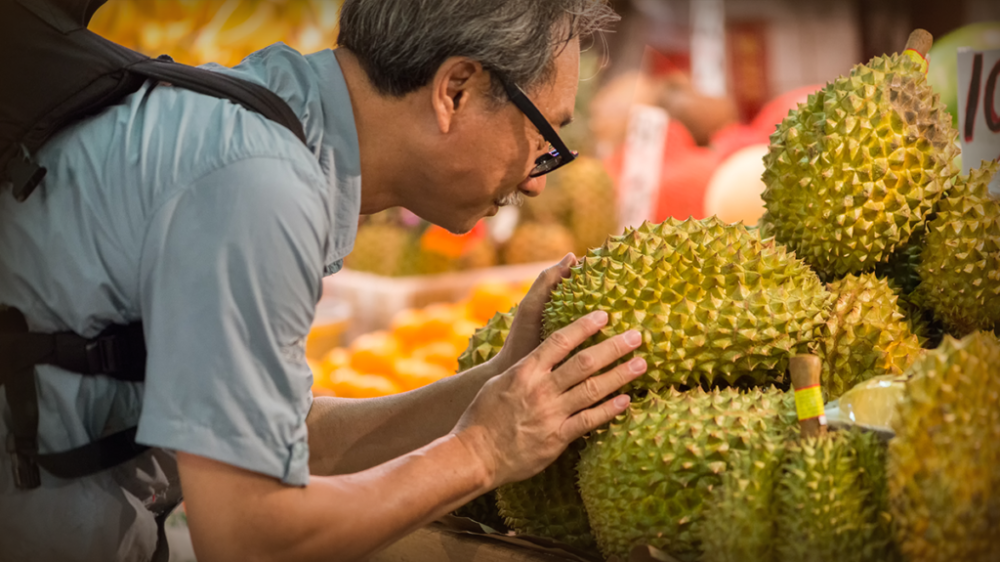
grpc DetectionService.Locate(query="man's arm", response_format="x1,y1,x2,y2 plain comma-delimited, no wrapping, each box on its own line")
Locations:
181,307,647,562
306,255,576,476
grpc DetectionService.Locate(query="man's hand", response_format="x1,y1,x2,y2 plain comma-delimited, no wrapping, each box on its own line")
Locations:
453,309,646,487
492,253,578,374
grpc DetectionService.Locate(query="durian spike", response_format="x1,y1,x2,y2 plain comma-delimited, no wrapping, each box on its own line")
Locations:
790,354,827,438
904,28,933,56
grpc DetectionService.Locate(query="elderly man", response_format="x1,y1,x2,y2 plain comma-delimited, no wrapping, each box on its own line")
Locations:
0,1,643,561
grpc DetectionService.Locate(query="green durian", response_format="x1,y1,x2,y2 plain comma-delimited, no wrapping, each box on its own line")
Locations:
760,51,960,279
452,490,508,533
700,441,786,562
496,439,595,550
914,160,1000,336
577,387,797,562
812,273,923,400
543,218,833,392
888,331,1000,562
775,431,885,562
343,221,413,276
456,308,515,372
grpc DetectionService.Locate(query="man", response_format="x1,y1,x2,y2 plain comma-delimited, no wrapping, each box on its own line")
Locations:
0,1,640,561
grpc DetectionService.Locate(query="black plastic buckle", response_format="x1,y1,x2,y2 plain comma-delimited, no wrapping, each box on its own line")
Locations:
6,145,47,203
6,433,41,489
85,334,121,374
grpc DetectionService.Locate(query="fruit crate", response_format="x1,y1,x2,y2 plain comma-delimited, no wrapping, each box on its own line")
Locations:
322,262,552,342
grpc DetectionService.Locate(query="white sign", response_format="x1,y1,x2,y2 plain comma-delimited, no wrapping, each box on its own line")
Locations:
957,47,1000,195
618,104,669,229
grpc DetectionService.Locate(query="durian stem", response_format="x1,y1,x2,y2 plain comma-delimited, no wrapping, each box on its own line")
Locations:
790,354,827,438
904,29,933,57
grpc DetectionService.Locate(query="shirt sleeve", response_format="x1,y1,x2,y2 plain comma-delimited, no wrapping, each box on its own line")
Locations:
136,156,328,486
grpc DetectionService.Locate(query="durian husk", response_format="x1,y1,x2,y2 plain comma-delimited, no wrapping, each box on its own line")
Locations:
914,160,1000,336
495,439,596,550
502,221,576,265
812,273,923,400
699,441,787,562
577,387,798,562
775,430,890,562
888,331,1000,562
343,221,413,277
760,51,960,280
544,217,833,392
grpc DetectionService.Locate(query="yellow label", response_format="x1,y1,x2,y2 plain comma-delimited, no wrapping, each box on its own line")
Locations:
904,49,929,74
794,385,825,421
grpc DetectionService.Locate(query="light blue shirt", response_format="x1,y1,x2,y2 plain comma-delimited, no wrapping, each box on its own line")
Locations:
0,44,360,562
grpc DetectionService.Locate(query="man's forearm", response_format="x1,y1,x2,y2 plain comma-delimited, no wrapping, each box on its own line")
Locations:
306,358,502,475
179,432,494,562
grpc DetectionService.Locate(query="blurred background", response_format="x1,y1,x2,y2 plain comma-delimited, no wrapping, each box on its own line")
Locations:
87,0,1000,400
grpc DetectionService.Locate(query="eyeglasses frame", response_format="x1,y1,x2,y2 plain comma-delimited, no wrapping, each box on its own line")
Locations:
500,78,578,177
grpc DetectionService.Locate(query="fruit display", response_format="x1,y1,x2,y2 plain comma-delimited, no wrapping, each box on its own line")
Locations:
89,0,343,67
759,43,960,280
444,30,1000,562
309,280,527,398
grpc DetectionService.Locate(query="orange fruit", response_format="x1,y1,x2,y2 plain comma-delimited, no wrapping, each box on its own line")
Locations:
348,331,401,377
420,303,464,341
390,308,432,350
392,358,452,391
321,347,350,374
329,368,401,398
467,281,518,324
412,341,463,373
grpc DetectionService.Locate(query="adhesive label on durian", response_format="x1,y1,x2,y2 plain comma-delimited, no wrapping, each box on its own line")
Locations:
794,384,826,421
903,49,929,74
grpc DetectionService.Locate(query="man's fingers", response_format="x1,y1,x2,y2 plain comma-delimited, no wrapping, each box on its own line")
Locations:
515,253,577,320
551,329,643,390
532,310,609,370
560,357,646,415
561,394,632,441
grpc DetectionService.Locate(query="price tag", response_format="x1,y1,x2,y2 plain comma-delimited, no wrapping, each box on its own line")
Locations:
618,104,669,229
957,48,1000,195
794,384,826,422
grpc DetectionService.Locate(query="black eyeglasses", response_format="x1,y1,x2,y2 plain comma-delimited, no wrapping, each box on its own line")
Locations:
501,79,577,177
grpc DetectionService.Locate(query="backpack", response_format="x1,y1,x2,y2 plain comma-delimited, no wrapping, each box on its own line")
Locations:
0,0,308,492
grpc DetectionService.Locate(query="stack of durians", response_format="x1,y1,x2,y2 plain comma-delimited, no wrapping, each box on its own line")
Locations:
452,29,1000,562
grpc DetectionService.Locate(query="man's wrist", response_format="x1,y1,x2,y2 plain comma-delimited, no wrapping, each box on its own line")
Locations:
449,426,498,492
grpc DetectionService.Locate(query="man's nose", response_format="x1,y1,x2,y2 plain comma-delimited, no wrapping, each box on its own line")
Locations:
518,174,547,198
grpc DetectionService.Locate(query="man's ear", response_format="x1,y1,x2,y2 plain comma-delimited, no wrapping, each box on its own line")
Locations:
431,57,484,134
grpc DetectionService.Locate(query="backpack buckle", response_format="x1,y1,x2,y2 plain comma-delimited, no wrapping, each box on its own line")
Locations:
6,433,41,489
5,144,47,203
85,333,122,374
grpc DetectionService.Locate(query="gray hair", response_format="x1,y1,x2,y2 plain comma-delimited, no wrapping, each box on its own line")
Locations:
337,0,618,103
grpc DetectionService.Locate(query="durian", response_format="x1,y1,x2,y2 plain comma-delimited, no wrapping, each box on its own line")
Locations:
760,49,959,279
452,491,508,532
888,331,1000,562
502,221,576,265
456,309,515,372
495,439,596,550
812,273,923,400
699,441,786,562
577,387,797,562
775,431,885,562
543,218,832,391
343,220,412,276
914,160,1000,336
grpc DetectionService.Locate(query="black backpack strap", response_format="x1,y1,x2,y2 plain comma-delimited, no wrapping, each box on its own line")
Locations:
1,308,148,488
128,57,308,145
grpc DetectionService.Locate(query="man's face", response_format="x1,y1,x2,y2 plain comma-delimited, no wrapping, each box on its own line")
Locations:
412,38,581,233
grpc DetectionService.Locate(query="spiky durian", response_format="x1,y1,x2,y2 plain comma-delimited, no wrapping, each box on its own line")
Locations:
888,331,1000,562
760,51,959,279
577,387,797,562
456,308,515,372
453,491,508,532
543,218,832,392
496,439,595,550
914,160,1000,336
775,430,889,562
812,273,923,399
700,441,786,562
